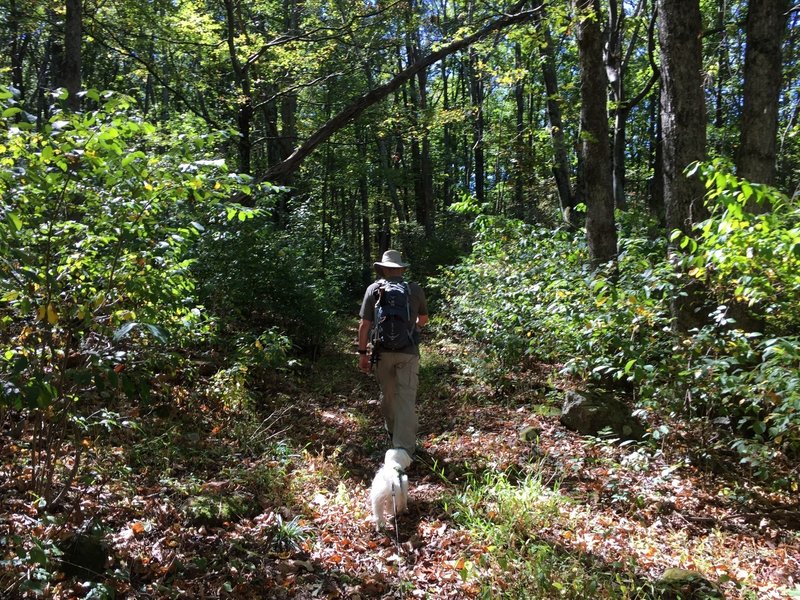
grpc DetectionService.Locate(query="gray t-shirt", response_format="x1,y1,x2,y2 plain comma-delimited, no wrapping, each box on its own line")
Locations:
360,277,428,355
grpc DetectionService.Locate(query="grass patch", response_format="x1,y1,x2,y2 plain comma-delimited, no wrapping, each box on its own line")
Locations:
446,466,656,599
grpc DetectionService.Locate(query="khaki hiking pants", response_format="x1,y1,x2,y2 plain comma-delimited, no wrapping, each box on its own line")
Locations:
374,351,419,456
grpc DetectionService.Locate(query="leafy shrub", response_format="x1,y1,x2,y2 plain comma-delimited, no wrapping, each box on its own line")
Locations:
436,165,800,476
0,87,248,503
432,214,675,388
681,159,800,332
191,200,351,358
671,163,800,459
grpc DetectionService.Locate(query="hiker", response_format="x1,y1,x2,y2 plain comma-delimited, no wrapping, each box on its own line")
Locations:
358,249,428,456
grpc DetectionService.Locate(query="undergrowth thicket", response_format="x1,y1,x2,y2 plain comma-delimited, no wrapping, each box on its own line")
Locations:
435,166,800,483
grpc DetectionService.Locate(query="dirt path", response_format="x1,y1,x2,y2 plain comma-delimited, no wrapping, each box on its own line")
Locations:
276,325,799,599
2,321,797,598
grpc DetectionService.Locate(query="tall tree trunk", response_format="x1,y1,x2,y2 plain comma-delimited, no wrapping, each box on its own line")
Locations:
604,0,658,211
648,87,665,226
442,53,455,207
514,43,526,219
359,139,372,267
279,0,300,187
222,0,252,174
61,0,82,111
736,0,789,200
713,2,728,148
405,0,435,234
468,47,486,203
605,0,626,210
575,0,617,269
9,0,30,103
657,0,709,332
533,2,576,225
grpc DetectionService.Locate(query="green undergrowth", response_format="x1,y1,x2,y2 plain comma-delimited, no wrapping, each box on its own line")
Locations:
433,166,800,486
445,467,658,599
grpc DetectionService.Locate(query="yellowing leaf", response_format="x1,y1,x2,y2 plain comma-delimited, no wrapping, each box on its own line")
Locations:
46,304,58,324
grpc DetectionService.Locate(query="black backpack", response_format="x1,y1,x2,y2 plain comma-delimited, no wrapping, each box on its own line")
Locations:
372,280,414,351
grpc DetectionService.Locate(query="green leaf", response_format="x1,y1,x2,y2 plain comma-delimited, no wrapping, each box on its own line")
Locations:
112,321,139,342
142,323,170,343
2,106,22,118
7,211,22,231
28,545,49,566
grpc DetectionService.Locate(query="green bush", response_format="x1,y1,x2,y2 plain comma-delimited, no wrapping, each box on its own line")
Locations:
432,214,675,387
435,164,800,476
190,207,349,357
0,87,248,503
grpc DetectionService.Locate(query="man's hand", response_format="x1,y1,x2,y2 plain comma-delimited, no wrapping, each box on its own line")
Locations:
358,353,372,373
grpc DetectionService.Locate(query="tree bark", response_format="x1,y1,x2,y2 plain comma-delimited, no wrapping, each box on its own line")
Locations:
222,0,253,174
575,0,617,269
514,42,526,219
61,0,82,111
533,1,576,225
657,0,709,332
736,0,789,200
468,47,486,204
9,0,31,102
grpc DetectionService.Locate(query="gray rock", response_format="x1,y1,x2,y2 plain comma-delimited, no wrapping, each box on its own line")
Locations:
560,389,645,440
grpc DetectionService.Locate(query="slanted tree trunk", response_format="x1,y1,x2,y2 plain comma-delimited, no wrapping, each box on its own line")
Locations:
574,0,617,270
657,0,709,332
260,0,538,184
736,0,789,201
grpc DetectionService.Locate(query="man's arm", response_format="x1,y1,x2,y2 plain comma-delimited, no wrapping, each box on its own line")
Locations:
357,318,372,373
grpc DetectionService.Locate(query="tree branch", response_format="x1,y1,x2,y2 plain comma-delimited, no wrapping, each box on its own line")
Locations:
258,0,540,185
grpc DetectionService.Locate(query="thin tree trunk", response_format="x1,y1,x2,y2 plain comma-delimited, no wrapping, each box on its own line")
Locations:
514,43,526,219
222,0,252,174
61,0,82,111
575,0,617,269
469,47,485,203
10,0,30,103
533,2,575,225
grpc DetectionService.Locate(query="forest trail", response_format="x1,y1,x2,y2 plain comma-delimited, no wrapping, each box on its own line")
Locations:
269,321,515,598
3,320,797,598
270,320,798,599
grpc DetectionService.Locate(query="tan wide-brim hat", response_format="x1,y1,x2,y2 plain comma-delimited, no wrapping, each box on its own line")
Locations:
373,249,410,269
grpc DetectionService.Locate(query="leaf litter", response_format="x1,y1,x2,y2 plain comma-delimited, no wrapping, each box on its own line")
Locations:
1,328,798,598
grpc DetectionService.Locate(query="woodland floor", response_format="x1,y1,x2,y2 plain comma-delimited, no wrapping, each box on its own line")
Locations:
1,321,799,599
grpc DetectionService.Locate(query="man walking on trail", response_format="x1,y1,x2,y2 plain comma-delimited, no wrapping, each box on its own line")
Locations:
358,250,428,457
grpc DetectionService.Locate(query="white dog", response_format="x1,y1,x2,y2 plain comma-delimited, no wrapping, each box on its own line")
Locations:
370,448,412,531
